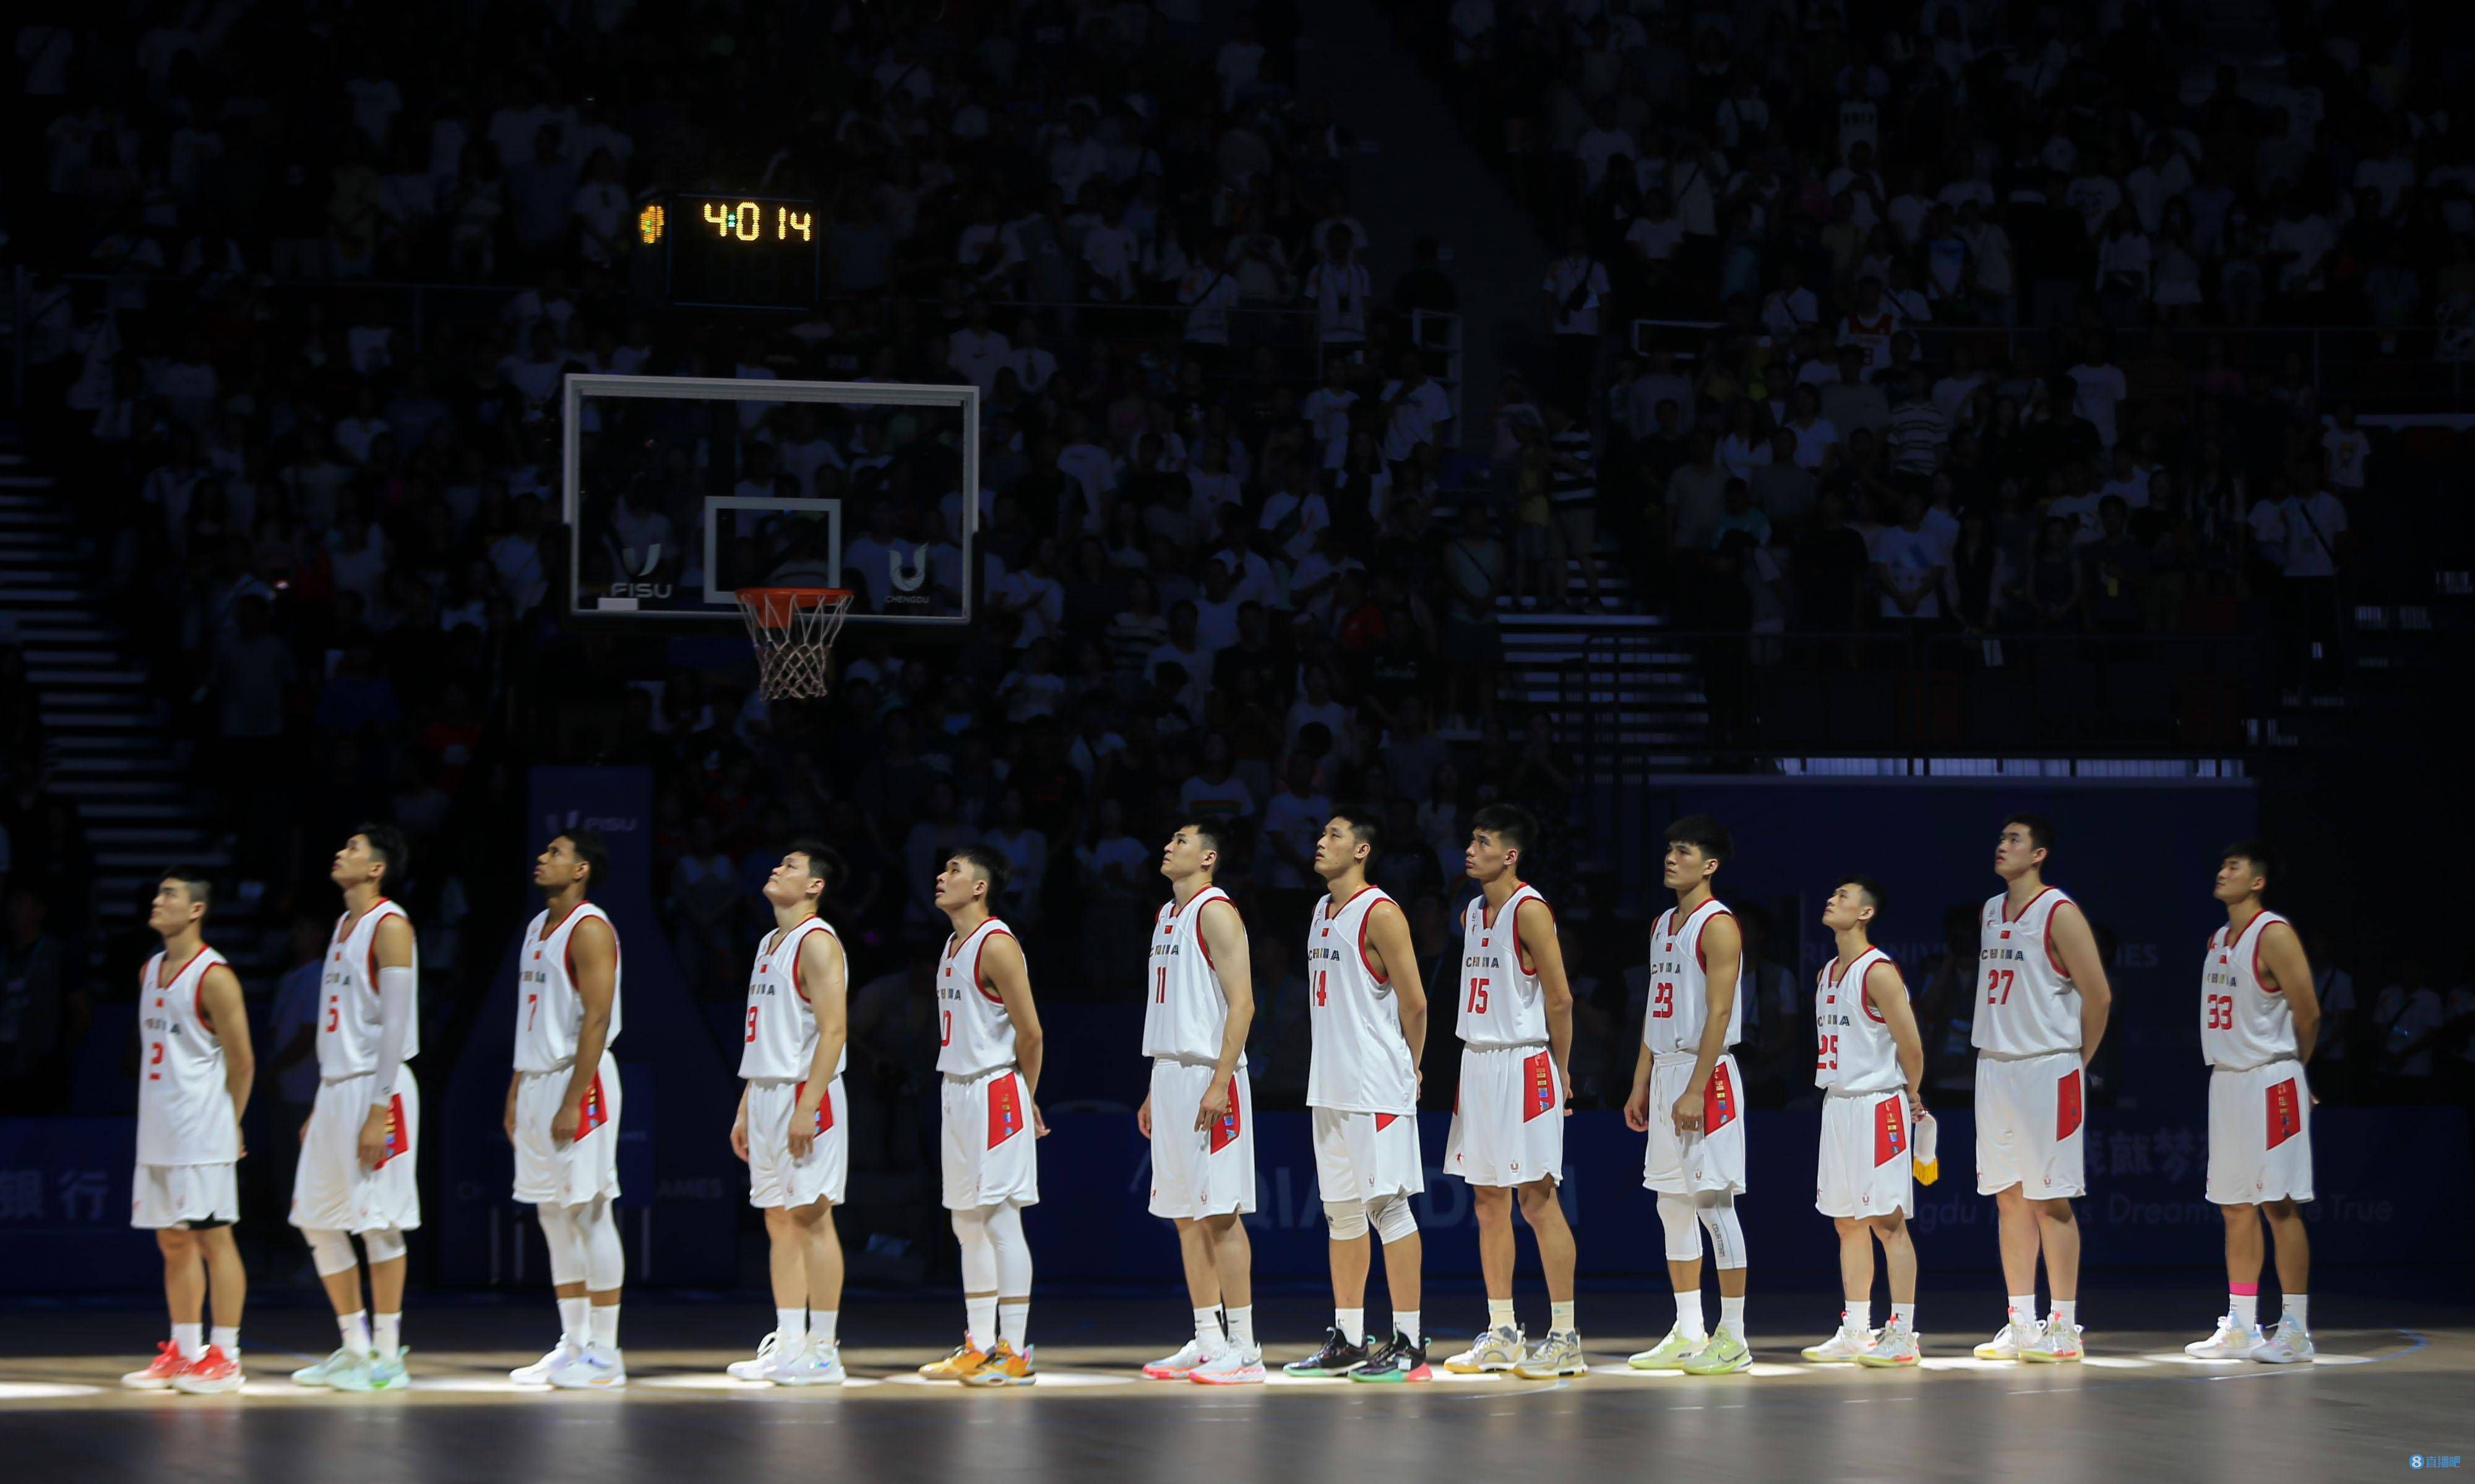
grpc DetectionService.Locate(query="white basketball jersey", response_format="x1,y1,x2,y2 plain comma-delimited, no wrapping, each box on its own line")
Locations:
1144,886,1237,1062
1974,887,2083,1057
2202,909,2299,1069
1458,885,1552,1048
136,947,238,1165
937,917,1022,1076
1305,885,1418,1113
1642,898,1741,1059
513,903,623,1072
740,916,842,1080
1815,946,1905,1094
316,899,420,1078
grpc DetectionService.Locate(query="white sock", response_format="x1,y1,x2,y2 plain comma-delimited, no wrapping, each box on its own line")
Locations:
999,1298,1031,1350
2282,1294,2308,1333
372,1312,401,1359
1487,1298,1517,1331
813,1311,839,1350
173,1322,204,1360
210,1325,240,1357
1397,1310,1421,1347
1675,1290,1705,1339
340,1310,372,1357
1194,1306,1225,1349
557,1297,591,1347
1719,1295,1745,1334
966,1296,998,1352
2230,1292,2258,1328
2052,1299,2077,1330
590,1303,620,1349
776,1306,808,1349
1844,1299,1872,1333
1891,1303,1915,1329
2007,1293,2038,1327
1336,1307,1365,1345
1550,1300,1576,1335
1227,1305,1255,1351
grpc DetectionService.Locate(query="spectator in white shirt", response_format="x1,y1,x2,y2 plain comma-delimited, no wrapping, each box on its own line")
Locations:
1377,351,1453,466
1054,413,1117,533
2319,403,2369,492
1007,317,1058,395
945,299,1012,395
2067,343,2128,450
1303,225,1372,354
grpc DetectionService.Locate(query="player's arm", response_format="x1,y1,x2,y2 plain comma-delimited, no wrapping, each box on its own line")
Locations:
553,916,618,1146
360,912,417,1170
1361,899,1428,1085
1674,914,1742,1133
790,929,849,1160
1864,959,1927,1117
2046,902,2114,1062
2257,921,2320,1063
981,933,1047,1125
197,963,255,1147
1517,897,1576,1107
730,1083,751,1162
505,1071,522,1146
1193,898,1256,1131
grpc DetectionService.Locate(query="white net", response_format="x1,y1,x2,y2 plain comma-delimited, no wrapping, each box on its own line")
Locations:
736,587,853,700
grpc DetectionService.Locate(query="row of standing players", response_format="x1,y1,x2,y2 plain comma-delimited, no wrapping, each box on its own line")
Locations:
116,808,2323,1392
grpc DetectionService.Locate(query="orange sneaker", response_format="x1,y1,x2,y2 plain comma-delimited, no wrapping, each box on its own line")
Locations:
122,1341,190,1389
174,1345,244,1394
916,1337,993,1382
963,1340,1038,1387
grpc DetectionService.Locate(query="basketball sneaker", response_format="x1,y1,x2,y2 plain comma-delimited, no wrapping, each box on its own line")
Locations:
2250,1318,2314,1365
770,1343,846,1386
173,1345,244,1394
2016,1316,2083,1363
511,1339,581,1384
727,1331,789,1381
1189,1348,1267,1385
1856,1320,1921,1368
122,1341,191,1389
1282,1327,1372,1378
2184,1315,2264,1360
289,1347,368,1387
916,1337,994,1382
1444,1324,1524,1374
1679,1326,1752,1375
1512,1330,1588,1379
962,1340,1037,1386
1974,1311,2041,1361
1142,1339,1215,1380
1625,1325,1705,1370
1347,1332,1432,1383
548,1341,627,1389
329,1347,410,1391
1800,1321,1874,1363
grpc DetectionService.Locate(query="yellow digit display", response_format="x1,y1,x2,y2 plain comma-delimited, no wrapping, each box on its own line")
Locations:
638,203,665,244
778,207,812,241
704,200,731,237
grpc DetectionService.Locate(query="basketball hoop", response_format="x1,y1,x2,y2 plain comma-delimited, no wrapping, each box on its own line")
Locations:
735,587,853,701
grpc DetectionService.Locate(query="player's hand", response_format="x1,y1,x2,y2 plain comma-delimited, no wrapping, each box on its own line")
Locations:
299,1117,310,1146
551,1100,580,1148
1557,1063,1573,1117
788,1114,816,1161
1671,1089,1704,1135
730,1117,750,1163
358,1105,392,1171
1194,1079,1232,1133
1136,1095,1152,1139
1032,1101,1051,1138
1623,1084,1651,1132
503,1103,519,1147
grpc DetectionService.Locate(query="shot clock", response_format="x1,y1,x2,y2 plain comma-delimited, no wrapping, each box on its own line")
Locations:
641,194,822,309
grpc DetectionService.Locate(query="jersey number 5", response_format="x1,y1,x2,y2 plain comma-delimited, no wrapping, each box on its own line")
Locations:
325,994,339,1033
1466,977,1490,1015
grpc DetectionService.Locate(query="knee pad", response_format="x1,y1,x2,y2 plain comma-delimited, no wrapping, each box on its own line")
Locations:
1371,1194,1418,1245
579,1200,626,1291
1656,1194,1700,1262
535,1204,587,1287
1695,1192,1747,1271
1322,1198,1369,1240
363,1227,408,1264
304,1227,358,1278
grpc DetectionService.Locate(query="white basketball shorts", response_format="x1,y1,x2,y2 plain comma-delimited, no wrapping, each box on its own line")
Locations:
746,1074,848,1210
1310,1105,1425,1204
1641,1052,1748,1196
2205,1060,2314,1206
512,1053,622,1207
131,1162,238,1230
1148,1058,1256,1219
1444,1044,1565,1188
1974,1051,2086,1199
1815,1089,1913,1219
290,1070,421,1233
940,1066,1039,1211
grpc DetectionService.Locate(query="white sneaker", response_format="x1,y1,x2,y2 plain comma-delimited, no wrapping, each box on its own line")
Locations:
1188,1347,1266,1385
2016,1314,2083,1363
770,1343,846,1386
727,1331,789,1382
1142,1339,1213,1380
510,1339,581,1384
1800,1325,1875,1363
548,1342,627,1389
2184,1315,2264,1360
2250,1318,2315,1365
1857,1321,1921,1367
1444,1324,1525,1374
1974,1313,2041,1361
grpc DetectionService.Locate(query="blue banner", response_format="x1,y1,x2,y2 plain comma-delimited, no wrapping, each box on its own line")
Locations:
0,1118,163,1290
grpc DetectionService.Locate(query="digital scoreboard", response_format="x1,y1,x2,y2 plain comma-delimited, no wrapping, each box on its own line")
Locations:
640,194,821,310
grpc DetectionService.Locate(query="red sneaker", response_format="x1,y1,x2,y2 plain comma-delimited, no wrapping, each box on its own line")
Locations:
173,1345,245,1394
121,1340,190,1389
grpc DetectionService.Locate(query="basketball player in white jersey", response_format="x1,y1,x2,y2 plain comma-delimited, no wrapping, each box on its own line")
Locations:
1798,875,1929,1368
1971,813,2113,1363
726,842,855,1386
1625,815,1754,1375
2185,841,2322,1365
1137,818,1263,1386
1283,810,1434,1384
1439,805,1586,1379
504,830,627,1388
123,868,255,1394
290,825,423,1392
918,845,1046,1386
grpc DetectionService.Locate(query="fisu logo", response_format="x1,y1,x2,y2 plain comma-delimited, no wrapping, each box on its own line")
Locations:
609,543,672,599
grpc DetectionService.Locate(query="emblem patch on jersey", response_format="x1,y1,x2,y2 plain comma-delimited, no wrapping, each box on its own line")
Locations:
1703,1063,1738,1134
987,1073,1025,1147
793,1079,835,1134
575,1074,611,1139
2055,1068,2083,1141
1874,1096,1907,1167
1522,1051,1556,1123
2265,1079,2301,1149
1208,1076,1243,1154
377,1094,411,1167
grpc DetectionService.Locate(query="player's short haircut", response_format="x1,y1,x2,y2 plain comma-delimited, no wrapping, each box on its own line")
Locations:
561,829,611,893
1471,803,1538,860
953,843,1010,902
1665,813,1732,867
2002,812,2055,855
161,865,214,916
357,823,409,891
1838,873,1887,920
2221,839,2278,893
787,838,845,893
1332,807,1382,859
1179,817,1231,864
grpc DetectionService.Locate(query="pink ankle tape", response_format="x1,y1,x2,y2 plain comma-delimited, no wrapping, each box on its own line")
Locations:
2229,1282,2258,1296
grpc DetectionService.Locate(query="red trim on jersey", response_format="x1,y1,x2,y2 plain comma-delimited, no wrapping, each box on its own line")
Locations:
1692,907,1736,972
2001,884,2060,924
1508,888,1553,977
1355,898,1390,985
2250,913,2288,994
1189,888,1228,969
971,925,1015,1005
1860,956,1892,1023
1323,884,1378,922
539,901,580,941
2041,899,2078,979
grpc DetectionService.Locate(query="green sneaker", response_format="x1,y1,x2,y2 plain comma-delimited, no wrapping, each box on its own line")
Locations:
1679,1326,1752,1375
291,1347,368,1388
329,1347,410,1391
1625,1325,1705,1371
